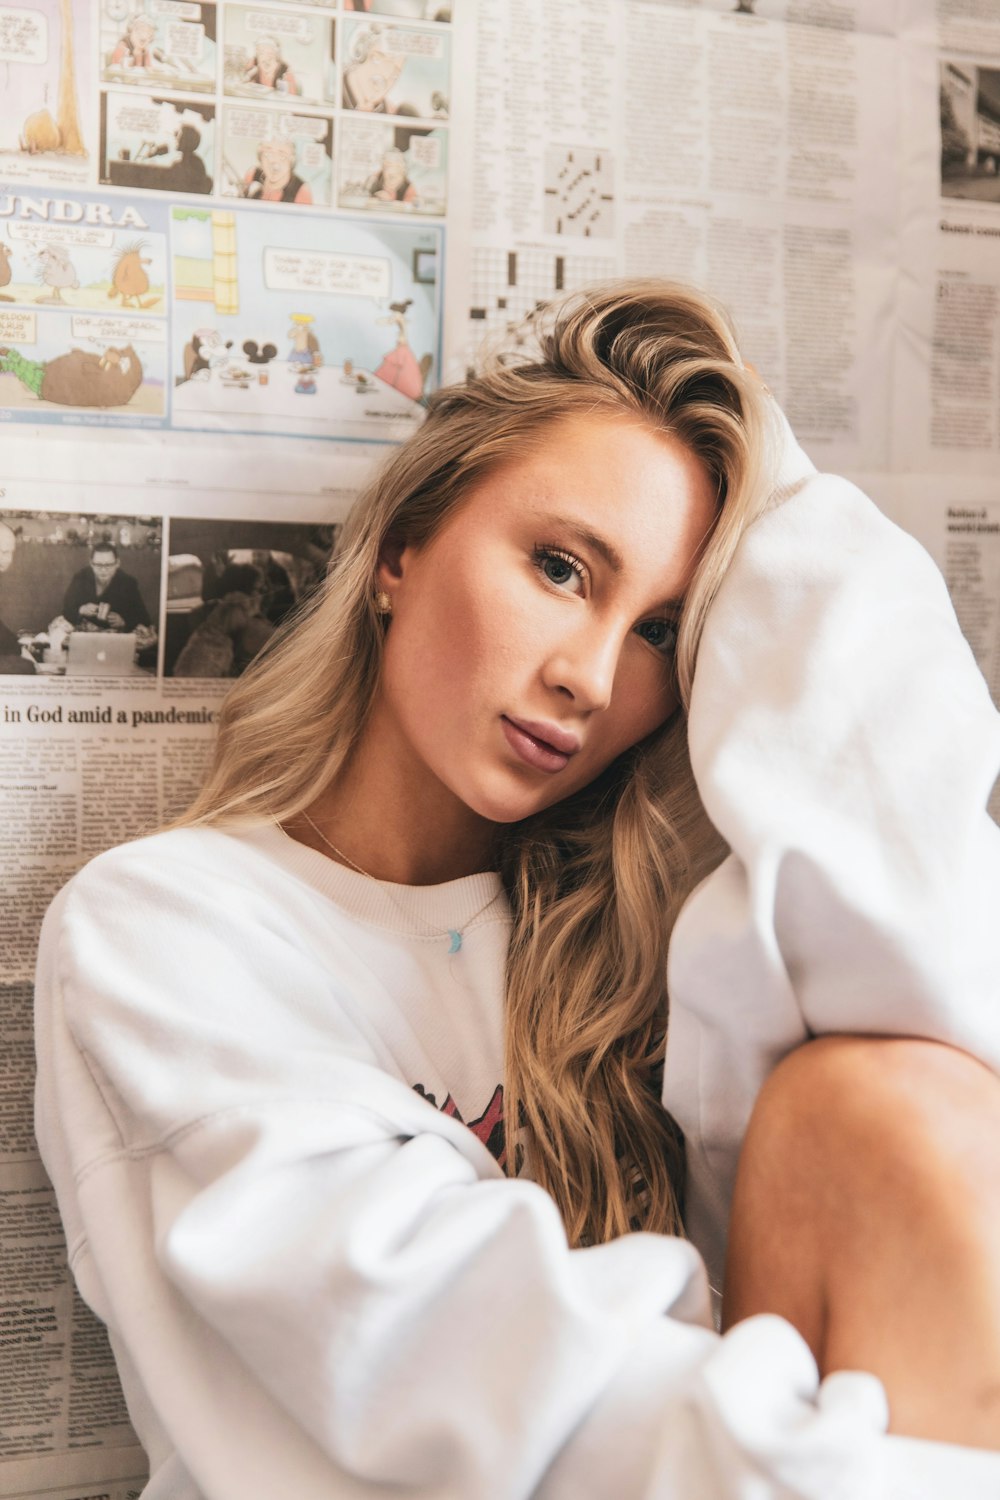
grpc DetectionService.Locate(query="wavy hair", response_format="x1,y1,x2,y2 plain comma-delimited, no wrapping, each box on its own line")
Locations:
178,281,780,1247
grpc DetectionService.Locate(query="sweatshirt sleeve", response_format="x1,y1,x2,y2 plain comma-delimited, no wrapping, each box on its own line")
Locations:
665,414,1000,1285
37,840,981,1500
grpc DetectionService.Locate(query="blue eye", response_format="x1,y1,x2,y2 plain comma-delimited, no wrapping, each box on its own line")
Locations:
636,618,678,655
534,546,585,594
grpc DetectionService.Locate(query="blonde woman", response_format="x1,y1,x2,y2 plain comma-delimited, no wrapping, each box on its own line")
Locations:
35,283,1000,1498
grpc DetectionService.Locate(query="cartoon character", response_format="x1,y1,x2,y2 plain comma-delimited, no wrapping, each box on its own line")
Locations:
180,329,233,383
343,25,405,113
243,137,312,205
288,315,322,393
0,344,144,408
109,14,166,70
109,240,157,309
242,339,279,386
242,36,299,94
0,243,14,303
35,245,80,305
374,299,431,402
366,147,418,204
242,340,278,366
169,121,212,193
20,107,62,154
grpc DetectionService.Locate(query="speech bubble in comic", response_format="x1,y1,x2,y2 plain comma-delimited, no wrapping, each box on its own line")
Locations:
384,26,443,58
299,142,328,171
228,107,273,138
113,102,164,135
263,248,390,301
408,134,440,168
0,310,37,344
0,8,47,63
246,9,315,43
8,223,117,249
153,0,202,16
163,20,205,60
278,113,328,141
71,314,167,344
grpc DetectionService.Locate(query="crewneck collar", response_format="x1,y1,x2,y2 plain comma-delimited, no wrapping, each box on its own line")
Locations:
240,822,509,940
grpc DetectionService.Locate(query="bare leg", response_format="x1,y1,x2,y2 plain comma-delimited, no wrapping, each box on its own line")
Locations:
722,1035,1000,1449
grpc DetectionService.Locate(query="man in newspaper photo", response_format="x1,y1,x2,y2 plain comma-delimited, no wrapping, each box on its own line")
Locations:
62,541,152,635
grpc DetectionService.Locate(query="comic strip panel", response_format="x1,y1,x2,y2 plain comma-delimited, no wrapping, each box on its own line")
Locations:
100,0,218,96
170,203,441,441
343,1,454,20
0,190,168,428
222,4,334,107
0,193,168,313
342,17,450,119
338,117,447,216
165,518,339,678
100,91,216,196
0,510,162,677
0,0,92,187
219,105,333,206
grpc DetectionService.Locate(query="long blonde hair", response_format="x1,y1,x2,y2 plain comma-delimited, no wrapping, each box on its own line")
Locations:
180,281,779,1247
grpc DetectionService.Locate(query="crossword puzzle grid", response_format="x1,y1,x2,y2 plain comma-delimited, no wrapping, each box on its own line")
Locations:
544,147,615,239
467,247,617,346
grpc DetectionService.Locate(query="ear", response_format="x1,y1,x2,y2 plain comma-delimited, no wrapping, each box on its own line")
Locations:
375,530,408,596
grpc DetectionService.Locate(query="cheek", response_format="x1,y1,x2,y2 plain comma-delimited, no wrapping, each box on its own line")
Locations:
600,658,679,761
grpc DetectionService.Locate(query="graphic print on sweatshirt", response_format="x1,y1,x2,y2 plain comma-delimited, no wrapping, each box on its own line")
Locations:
413,1082,506,1168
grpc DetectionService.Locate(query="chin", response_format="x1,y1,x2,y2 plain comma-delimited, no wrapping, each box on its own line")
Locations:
462,771,586,827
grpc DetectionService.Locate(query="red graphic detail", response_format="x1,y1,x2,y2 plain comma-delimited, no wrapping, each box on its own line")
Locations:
413,1083,507,1169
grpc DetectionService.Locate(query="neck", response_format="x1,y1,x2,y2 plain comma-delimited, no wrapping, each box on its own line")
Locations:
293,702,497,886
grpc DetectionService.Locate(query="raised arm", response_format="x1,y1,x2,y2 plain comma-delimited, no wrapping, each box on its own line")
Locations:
667,412,1000,1283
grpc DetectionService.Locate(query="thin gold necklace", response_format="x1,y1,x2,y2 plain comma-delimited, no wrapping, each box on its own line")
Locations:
299,811,502,953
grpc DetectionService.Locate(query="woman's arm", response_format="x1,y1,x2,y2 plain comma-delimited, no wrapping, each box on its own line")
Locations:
667,408,1000,1287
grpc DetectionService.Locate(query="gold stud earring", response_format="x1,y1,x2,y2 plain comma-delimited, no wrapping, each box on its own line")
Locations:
374,589,392,615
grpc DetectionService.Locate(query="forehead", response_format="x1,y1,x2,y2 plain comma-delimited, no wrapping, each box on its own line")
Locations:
448,412,718,601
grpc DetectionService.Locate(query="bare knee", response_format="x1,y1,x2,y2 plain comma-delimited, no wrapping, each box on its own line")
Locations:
723,1035,1000,1348
723,1034,1000,1445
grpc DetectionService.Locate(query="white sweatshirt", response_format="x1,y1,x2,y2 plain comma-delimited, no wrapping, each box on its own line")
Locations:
34,418,1000,1499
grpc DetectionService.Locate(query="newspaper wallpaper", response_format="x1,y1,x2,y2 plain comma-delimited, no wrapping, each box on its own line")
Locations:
3,1,1000,1494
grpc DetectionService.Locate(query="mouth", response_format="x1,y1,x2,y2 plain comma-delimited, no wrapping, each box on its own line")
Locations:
501,716,579,774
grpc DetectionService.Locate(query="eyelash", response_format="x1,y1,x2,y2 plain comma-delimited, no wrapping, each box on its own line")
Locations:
533,544,587,591
532,544,679,657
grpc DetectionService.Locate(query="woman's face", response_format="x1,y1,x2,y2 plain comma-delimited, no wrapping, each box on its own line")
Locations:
374,411,718,827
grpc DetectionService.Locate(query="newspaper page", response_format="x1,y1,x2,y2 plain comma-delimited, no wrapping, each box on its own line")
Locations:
897,0,1000,476
4,0,999,1497
886,0,1000,779
0,0,454,1492
446,0,902,473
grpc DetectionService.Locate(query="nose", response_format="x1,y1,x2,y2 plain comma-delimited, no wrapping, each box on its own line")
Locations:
541,617,622,713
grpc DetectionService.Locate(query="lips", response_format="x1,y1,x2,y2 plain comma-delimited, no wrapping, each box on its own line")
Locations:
501,716,580,774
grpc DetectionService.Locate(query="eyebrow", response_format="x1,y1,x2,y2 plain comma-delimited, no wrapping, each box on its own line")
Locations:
544,514,625,574
542,514,685,610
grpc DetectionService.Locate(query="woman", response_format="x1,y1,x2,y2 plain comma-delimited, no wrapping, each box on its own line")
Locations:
34,283,1000,1497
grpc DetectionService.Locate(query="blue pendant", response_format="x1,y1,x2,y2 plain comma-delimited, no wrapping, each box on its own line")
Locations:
447,929,462,954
